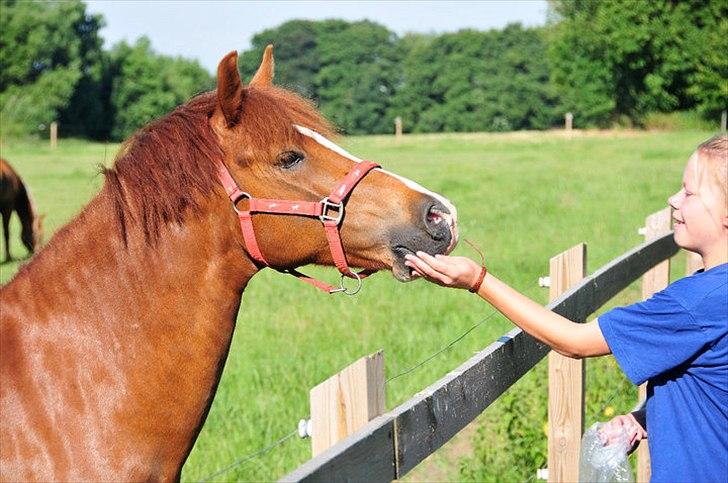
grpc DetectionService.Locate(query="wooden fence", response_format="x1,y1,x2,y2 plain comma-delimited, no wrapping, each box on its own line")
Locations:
282,210,684,482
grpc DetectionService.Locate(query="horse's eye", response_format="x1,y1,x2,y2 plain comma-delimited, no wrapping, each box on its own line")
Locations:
277,151,305,169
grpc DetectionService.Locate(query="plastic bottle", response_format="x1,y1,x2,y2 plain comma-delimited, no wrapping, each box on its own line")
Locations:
579,422,634,483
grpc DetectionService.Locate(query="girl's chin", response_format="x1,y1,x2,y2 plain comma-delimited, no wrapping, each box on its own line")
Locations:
672,230,694,251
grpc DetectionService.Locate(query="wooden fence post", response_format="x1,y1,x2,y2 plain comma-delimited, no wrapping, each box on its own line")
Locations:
394,116,403,139
565,112,573,132
50,121,58,150
637,207,671,482
310,351,385,457
547,243,587,483
686,251,702,275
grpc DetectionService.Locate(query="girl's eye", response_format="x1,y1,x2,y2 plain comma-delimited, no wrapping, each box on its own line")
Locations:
277,151,305,169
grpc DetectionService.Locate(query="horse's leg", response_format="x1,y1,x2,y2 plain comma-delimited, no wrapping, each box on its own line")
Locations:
1,208,11,261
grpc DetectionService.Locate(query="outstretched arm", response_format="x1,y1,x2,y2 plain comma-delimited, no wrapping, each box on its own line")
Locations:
404,252,610,358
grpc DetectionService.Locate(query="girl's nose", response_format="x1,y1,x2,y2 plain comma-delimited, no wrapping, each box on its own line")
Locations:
668,191,681,209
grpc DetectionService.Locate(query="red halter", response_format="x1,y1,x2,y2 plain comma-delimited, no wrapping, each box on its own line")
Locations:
217,160,381,294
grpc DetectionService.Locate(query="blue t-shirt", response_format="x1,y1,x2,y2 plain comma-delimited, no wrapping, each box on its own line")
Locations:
598,262,728,483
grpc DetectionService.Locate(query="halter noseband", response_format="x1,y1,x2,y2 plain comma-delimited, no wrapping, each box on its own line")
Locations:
216,160,381,294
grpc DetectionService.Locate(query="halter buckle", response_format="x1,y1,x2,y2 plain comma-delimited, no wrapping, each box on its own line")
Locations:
330,271,363,295
319,197,344,225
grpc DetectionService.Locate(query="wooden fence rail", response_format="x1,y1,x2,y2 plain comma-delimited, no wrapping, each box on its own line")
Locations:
281,232,679,482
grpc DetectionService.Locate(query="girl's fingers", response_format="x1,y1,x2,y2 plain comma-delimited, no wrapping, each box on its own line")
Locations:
405,255,446,280
407,264,425,278
628,427,638,446
414,251,453,274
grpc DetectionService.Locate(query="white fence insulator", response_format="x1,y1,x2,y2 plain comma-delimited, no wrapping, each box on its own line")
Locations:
538,276,551,288
536,468,549,480
298,419,313,439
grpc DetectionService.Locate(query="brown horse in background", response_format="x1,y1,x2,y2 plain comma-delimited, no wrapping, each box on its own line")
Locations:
0,159,43,262
0,46,458,481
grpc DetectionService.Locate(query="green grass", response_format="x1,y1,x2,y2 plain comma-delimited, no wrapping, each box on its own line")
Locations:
0,130,711,481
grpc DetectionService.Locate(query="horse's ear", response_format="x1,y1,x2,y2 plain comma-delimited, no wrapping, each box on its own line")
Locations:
216,51,245,127
250,44,274,87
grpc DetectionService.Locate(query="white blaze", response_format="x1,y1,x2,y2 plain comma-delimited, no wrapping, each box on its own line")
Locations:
294,125,459,235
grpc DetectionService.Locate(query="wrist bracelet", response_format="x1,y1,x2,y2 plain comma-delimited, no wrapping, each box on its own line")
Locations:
469,265,487,293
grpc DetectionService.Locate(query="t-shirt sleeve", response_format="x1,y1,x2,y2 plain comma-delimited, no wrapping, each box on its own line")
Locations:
598,290,712,386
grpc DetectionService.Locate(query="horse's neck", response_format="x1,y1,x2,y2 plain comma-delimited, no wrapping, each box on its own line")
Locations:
12,182,34,225
3,187,257,479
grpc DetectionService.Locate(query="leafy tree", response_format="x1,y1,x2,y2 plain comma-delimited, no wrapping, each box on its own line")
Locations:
0,0,104,137
239,20,321,99
548,0,727,126
238,19,400,134
687,11,728,120
314,20,401,134
390,25,560,133
108,37,213,140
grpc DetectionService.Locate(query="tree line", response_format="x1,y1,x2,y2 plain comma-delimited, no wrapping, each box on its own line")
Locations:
1,0,725,140
1,0,214,140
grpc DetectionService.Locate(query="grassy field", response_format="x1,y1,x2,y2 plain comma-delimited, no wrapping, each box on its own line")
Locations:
0,129,710,481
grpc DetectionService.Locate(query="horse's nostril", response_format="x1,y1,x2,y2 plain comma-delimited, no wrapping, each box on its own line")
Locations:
424,202,451,240
427,210,443,225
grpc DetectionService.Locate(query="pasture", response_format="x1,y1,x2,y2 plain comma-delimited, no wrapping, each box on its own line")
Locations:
0,129,709,481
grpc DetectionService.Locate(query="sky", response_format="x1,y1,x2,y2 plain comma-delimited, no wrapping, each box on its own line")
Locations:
85,0,548,74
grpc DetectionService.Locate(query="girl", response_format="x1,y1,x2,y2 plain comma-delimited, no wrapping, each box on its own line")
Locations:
405,134,727,482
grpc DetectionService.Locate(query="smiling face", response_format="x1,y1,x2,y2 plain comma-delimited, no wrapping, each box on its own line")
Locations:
211,47,458,281
668,151,728,267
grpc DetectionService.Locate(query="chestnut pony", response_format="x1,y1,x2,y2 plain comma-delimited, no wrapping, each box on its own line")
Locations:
0,158,43,262
0,47,458,481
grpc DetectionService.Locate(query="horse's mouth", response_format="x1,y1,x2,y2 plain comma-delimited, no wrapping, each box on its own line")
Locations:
390,230,458,282
391,245,417,282
386,198,458,282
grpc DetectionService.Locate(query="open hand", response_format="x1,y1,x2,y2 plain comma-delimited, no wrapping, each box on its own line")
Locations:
404,251,482,290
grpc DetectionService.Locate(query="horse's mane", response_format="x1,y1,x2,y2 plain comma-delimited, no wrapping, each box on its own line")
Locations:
104,87,334,245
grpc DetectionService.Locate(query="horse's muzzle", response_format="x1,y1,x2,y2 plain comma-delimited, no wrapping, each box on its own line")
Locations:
389,198,458,281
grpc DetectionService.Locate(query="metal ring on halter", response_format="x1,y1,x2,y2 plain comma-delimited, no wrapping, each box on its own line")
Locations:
331,271,363,295
231,191,252,215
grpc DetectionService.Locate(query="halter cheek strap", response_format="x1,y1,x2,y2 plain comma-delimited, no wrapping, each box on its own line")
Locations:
217,160,381,294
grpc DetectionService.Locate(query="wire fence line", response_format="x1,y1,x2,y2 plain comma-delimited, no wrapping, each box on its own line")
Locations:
199,430,298,482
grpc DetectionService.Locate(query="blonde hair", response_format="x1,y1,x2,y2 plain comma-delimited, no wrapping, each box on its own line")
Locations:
695,134,728,202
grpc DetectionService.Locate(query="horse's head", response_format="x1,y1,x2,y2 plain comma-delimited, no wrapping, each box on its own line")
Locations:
210,46,458,282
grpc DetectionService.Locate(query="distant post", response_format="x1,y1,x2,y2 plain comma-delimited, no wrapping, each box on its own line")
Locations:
721,110,726,133
50,121,58,150
564,112,573,132
395,116,403,139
